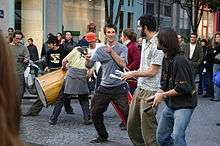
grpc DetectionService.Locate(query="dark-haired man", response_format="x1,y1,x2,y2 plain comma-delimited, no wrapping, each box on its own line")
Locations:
85,23,129,143
10,31,30,99
122,15,164,146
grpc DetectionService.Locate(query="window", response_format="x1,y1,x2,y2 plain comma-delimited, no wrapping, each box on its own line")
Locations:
146,3,154,15
164,5,171,17
127,12,133,28
128,0,134,6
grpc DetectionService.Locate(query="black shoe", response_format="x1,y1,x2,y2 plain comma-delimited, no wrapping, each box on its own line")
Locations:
210,99,220,102
83,119,92,125
66,111,75,115
216,123,220,126
90,137,108,143
23,112,38,117
48,119,57,125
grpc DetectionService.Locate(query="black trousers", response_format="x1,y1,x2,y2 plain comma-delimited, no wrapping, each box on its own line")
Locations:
91,83,129,139
50,84,90,123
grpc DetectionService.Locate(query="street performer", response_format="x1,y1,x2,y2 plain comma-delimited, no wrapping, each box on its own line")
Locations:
48,33,97,125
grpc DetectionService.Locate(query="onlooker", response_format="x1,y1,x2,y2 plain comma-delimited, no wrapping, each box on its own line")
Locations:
85,23,129,143
56,32,63,47
41,33,53,59
177,34,186,54
183,33,203,78
0,32,24,146
27,38,39,62
9,31,30,99
211,32,220,102
63,31,77,56
150,28,197,146
7,27,14,44
121,28,140,94
122,15,164,146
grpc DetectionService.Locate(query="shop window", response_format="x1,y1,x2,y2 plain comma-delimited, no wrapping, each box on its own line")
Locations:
146,3,154,15
127,12,133,29
164,5,171,17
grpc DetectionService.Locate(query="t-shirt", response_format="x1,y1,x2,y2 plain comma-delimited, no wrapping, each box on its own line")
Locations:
91,42,128,87
46,48,65,69
9,44,30,75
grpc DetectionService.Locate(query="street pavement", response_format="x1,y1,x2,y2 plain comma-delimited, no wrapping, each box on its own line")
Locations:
20,96,220,146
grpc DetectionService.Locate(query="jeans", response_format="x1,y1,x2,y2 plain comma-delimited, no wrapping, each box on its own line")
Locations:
157,106,194,146
213,64,220,100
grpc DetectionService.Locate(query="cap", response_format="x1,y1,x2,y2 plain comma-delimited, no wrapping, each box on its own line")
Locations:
85,32,96,43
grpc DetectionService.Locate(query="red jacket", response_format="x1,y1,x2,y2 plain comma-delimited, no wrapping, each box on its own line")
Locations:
126,41,141,88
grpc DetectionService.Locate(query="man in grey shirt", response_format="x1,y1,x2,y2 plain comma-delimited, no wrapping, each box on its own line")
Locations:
85,23,129,143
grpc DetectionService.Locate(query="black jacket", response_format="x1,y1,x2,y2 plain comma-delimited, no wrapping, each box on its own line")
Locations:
27,44,39,61
161,54,197,109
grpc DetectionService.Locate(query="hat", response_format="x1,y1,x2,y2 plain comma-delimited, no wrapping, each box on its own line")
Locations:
85,32,96,43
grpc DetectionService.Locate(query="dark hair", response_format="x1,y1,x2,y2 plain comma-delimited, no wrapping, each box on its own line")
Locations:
12,31,23,38
103,23,117,34
191,33,197,38
47,35,57,45
57,32,63,37
8,27,14,32
28,38,33,42
158,28,180,58
0,33,23,146
138,15,157,32
200,39,208,46
123,28,137,42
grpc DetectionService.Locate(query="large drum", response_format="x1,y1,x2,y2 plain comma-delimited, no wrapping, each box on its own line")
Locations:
35,69,66,107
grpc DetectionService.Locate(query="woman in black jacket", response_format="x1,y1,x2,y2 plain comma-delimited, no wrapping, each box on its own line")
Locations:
149,29,197,146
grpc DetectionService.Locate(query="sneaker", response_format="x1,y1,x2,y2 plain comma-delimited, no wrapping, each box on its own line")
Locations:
210,99,220,102
83,119,92,125
48,119,57,125
216,123,220,126
23,112,38,117
90,137,108,143
66,111,75,115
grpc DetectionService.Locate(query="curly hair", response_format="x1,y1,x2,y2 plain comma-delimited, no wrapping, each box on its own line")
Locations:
0,33,23,146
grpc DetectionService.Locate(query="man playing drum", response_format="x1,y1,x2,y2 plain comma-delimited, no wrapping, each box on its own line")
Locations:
48,33,97,125
23,35,73,116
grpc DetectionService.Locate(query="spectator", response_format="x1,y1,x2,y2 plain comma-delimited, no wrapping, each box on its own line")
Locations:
27,38,39,62
63,31,77,56
0,32,24,146
211,32,220,102
9,31,30,99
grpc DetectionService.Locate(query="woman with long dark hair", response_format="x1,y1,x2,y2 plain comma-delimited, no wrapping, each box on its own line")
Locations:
0,33,24,146
149,29,197,146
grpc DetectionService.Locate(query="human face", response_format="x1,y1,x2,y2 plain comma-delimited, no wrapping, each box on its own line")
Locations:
120,32,127,44
57,34,62,40
190,35,197,44
215,34,220,43
177,35,183,44
28,40,33,45
65,32,72,41
88,41,96,49
105,28,116,43
13,34,22,45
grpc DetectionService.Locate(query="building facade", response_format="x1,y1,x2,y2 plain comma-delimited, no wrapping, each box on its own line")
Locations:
0,0,144,55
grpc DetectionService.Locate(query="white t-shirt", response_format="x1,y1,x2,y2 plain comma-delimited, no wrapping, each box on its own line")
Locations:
189,43,196,59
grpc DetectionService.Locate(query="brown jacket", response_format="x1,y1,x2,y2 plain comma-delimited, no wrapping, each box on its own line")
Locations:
183,43,203,76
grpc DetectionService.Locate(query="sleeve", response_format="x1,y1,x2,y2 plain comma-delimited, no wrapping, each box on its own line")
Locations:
45,50,50,67
151,44,164,66
173,57,194,95
23,46,30,60
120,45,128,64
160,59,166,91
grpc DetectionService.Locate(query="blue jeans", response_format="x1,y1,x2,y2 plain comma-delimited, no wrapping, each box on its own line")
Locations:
156,106,194,146
213,64,220,100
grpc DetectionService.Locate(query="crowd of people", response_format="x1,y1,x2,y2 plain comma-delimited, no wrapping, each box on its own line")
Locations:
1,15,220,146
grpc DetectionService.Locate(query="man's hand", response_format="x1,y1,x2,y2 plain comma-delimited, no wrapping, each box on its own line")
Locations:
121,71,136,81
152,92,165,108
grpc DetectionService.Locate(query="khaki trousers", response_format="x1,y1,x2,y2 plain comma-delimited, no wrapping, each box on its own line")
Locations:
127,87,158,146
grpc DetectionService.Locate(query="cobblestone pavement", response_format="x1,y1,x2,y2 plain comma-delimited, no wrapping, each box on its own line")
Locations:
20,96,220,146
